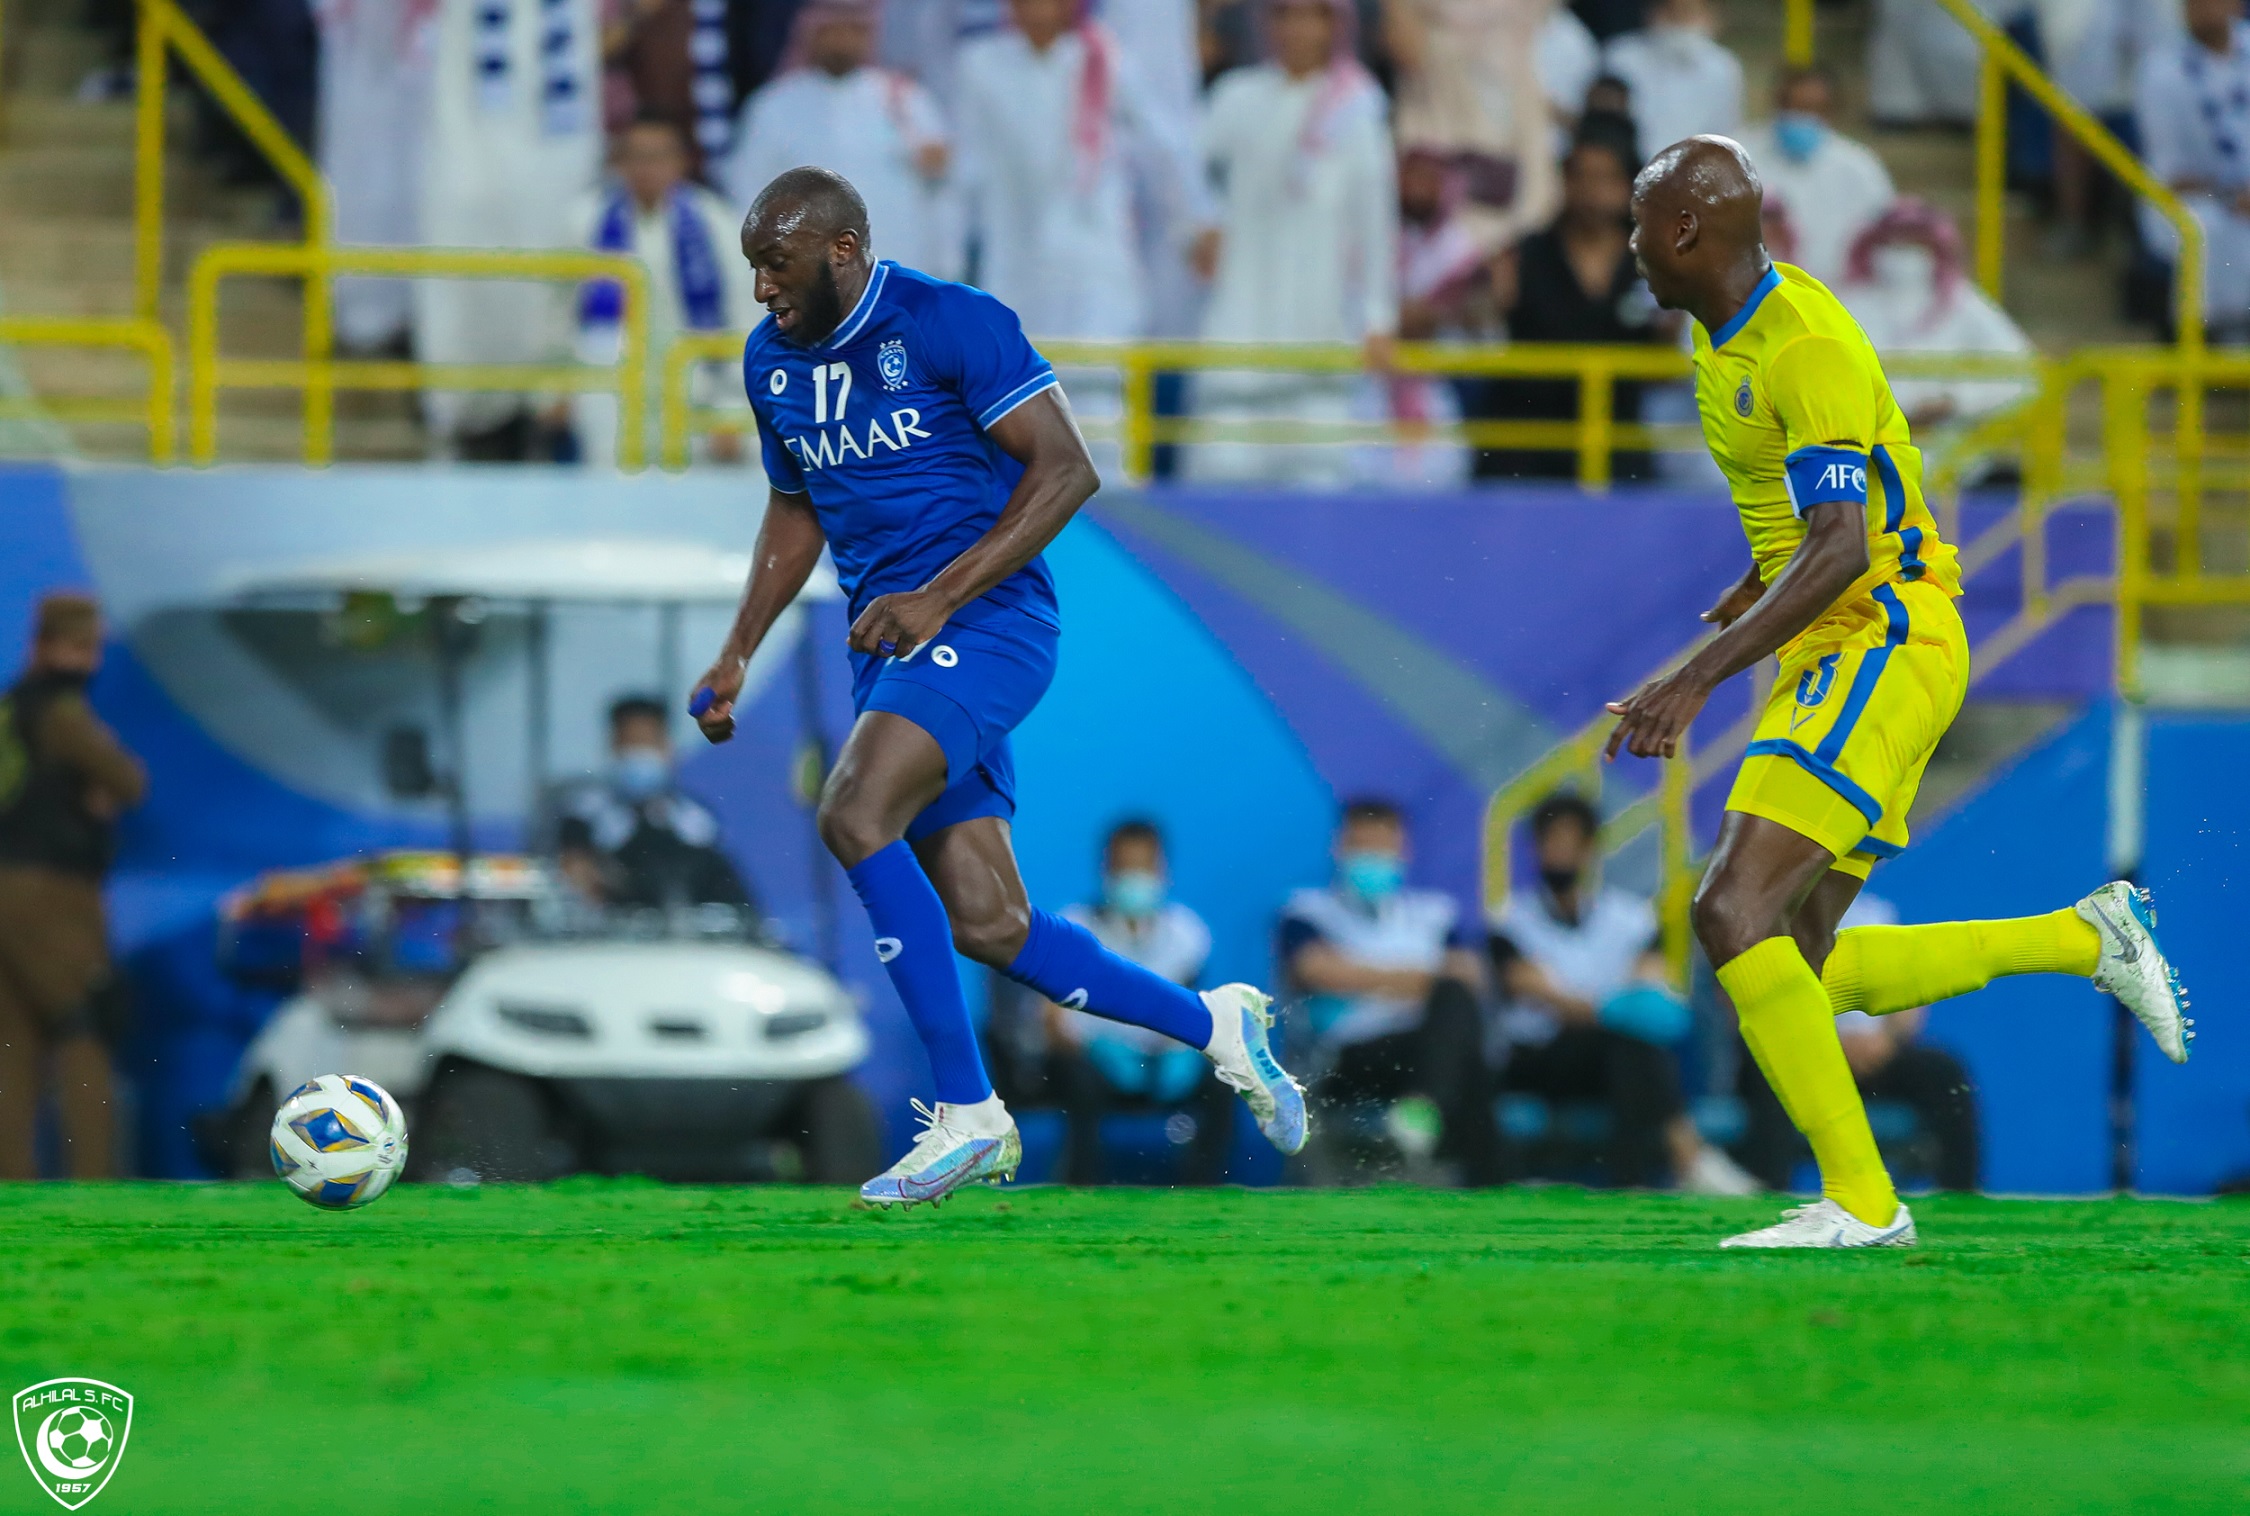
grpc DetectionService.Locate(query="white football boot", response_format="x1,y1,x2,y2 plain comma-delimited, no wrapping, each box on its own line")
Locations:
1201,984,1309,1155
2074,881,2195,1064
858,1097,1020,1209
1720,1199,1917,1249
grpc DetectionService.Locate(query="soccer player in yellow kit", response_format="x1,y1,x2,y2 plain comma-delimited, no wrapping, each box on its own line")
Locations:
1608,138,2195,1248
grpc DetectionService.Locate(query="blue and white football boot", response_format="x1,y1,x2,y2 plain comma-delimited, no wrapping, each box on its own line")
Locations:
858,1098,1021,1210
2075,881,2195,1064
1201,984,1309,1156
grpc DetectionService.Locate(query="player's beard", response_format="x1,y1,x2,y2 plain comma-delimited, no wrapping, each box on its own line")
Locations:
799,260,846,344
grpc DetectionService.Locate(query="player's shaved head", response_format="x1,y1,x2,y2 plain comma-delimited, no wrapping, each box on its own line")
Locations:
1627,136,1772,328
741,167,874,345
745,165,871,251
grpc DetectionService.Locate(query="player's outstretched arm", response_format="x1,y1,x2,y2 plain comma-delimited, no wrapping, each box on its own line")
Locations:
692,486,828,744
846,389,1099,659
1605,498,1868,761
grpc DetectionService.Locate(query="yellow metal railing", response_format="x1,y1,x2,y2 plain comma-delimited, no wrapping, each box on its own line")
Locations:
0,317,177,460
663,338,2045,486
187,244,651,469
1784,0,1814,69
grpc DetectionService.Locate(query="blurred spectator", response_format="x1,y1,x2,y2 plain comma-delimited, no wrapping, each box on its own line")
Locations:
1834,200,2034,435
556,695,755,910
197,0,320,210
1869,0,1991,127
1470,118,1665,480
598,0,746,180
1383,0,1560,255
1537,2,1603,145
317,0,437,354
724,0,957,277
1191,0,1399,484
955,0,1212,339
1568,0,1644,45
553,117,758,466
1283,798,1503,1186
417,0,604,459
1383,147,1495,487
1040,821,1234,1184
1735,893,1981,1192
0,596,146,1180
2052,0,2181,258
2136,0,2250,341
1737,64,1897,288
1201,0,1386,81
1487,794,1756,1194
1599,0,1740,161
1103,0,1212,337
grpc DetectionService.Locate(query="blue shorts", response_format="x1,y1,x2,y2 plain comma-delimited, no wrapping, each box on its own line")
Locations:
850,609,1059,843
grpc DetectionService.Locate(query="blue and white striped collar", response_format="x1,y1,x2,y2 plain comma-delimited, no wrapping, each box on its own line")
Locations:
821,260,892,350
1709,263,1782,349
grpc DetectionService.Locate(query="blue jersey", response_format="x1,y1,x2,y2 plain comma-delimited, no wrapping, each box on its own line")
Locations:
743,261,1062,629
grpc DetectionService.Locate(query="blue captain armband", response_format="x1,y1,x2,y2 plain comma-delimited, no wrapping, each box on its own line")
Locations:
1783,445,1870,518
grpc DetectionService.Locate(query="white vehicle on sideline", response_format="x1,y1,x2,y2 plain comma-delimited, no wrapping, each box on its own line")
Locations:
205,851,878,1183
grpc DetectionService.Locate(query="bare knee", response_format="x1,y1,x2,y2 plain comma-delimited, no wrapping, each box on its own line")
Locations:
949,899,1031,968
1692,875,1785,968
815,787,900,869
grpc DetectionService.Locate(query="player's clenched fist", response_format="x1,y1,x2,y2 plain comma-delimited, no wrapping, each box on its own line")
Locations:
848,589,951,660
688,657,747,744
1604,666,1712,762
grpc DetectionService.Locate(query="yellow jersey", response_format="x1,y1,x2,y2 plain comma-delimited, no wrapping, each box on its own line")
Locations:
1691,263,1960,643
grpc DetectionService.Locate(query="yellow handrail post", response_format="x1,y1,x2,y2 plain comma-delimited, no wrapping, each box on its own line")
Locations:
1974,50,2006,300
2103,367,2147,701
1659,737,1694,992
1577,360,1613,491
133,0,165,322
661,342,695,472
187,250,222,464
616,287,647,474
1783,0,1814,67
1123,350,1156,484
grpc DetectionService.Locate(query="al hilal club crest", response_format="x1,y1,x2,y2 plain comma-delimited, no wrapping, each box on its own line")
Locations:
878,337,911,391
15,1380,132,1510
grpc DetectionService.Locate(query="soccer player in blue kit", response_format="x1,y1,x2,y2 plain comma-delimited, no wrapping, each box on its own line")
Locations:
690,168,1307,1207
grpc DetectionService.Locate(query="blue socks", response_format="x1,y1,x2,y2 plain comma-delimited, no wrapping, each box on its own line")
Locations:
845,842,992,1105
1005,908,1215,1051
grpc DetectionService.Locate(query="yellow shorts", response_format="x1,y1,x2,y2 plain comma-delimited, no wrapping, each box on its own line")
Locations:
1725,578,1969,879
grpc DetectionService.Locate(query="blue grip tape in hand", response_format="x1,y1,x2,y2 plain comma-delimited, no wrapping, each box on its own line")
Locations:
688,686,718,718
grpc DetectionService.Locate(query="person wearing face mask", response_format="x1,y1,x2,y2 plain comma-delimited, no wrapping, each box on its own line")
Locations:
1598,0,1741,169
1737,65,1897,288
1032,819,1234,1184
0,595,146,1179
1833,200,2034,436
555,694,756,911
1280,797,1502,1185
1486,793,1759,1195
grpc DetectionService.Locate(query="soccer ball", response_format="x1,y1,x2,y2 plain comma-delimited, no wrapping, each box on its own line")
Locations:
44,1406,110,1471
269,1074,409,1210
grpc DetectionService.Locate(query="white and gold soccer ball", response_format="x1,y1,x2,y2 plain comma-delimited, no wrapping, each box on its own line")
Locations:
269,1074,409,1210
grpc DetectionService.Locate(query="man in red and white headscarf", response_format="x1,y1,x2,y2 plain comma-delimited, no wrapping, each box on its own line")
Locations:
723,0,958,277
1190,0,1399,484
954,0,1214,341
1832,199,2033,435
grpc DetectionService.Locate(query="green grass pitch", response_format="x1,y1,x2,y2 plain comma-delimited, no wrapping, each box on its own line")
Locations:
2,1182,2245,1513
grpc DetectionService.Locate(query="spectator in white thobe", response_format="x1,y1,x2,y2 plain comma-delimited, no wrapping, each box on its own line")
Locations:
1190,0,1399,486
723,0,957,277
317,0,437,354
1868,0,2007,128
1600,0,1741,161
416,0,604,455
1382,0,1561,256
554,117,760,466
1833,200,2035,440
2137,0,2250,339
1737,65,1897,287
954,0,1213,340
2052,0,2182,255
1537,2,1601,150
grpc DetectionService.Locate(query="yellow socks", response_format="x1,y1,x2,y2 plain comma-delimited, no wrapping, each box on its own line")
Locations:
1717,937,1897,1226
1821,909,2101,1016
